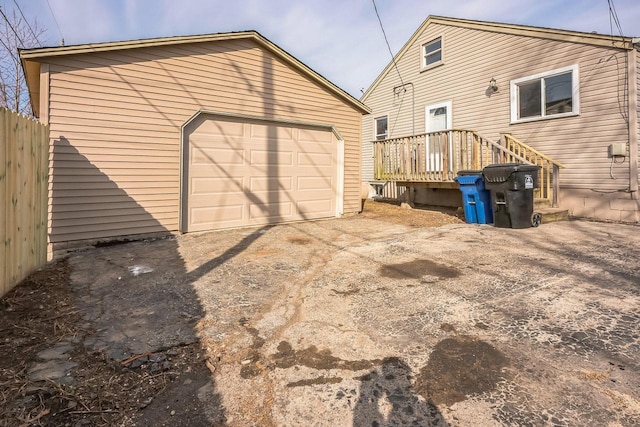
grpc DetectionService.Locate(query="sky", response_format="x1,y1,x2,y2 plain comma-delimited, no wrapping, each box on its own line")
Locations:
3,0,640,98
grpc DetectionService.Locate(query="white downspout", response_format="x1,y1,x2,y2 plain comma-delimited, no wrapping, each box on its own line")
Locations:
628,48,639,199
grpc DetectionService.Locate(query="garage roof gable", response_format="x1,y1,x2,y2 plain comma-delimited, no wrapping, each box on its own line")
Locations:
20,30,370,117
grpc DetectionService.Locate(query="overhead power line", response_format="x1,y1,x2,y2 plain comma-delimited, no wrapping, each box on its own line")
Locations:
46,0,64,45
0,6,26,47
371,0,404,86
607,0,624,37
13,0,42,47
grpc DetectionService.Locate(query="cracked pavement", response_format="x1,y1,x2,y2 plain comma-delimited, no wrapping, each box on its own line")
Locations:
58,211,640,426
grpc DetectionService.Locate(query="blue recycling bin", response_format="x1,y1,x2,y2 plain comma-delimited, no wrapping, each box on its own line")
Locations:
455,170,493,224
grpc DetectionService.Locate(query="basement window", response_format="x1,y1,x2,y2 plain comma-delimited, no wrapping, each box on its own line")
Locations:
510,64,580,123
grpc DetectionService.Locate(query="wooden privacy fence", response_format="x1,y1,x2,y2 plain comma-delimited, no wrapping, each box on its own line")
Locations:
1,107,49,297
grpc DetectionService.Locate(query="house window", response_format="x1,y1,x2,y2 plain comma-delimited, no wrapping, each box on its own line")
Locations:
422,37,442,69
510,65,579,123
375,116,388,140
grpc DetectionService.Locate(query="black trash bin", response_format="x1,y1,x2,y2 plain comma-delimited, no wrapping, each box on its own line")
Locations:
482,163,541,229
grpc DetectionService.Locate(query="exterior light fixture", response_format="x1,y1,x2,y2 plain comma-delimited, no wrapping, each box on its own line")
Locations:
489,77,498,92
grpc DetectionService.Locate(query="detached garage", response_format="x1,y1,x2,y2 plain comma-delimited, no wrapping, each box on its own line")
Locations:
20,31,369,250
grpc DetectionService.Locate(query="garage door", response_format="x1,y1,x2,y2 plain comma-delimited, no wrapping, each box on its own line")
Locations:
183,115,338,232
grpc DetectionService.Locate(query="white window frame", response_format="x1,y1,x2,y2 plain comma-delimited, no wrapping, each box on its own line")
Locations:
510,64,580,124
425,100,452,133
374,115,388,140
421,37,443,71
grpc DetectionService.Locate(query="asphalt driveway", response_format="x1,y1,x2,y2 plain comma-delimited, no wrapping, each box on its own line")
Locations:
60,203,640,426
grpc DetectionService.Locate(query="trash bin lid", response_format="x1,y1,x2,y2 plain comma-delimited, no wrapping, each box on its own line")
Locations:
482,163,540,182
457,170,483,176
511,164,540,173
455,175,482,185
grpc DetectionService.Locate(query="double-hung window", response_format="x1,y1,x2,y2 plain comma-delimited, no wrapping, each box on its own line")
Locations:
422,37,442,69
375,116,388,140
510,64,579,123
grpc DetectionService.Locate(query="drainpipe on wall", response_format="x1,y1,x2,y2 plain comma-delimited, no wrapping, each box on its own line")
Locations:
628,47,639,200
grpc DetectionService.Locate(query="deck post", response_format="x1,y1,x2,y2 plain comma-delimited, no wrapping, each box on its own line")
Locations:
552,164,560,207
400,185,415,209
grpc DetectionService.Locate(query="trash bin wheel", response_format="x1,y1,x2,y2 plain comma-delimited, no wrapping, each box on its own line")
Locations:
531,212,542,227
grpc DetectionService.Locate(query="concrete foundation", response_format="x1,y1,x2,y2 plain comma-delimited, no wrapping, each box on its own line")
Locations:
561,188,640,223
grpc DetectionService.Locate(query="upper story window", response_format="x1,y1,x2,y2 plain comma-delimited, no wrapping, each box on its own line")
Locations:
375,116,388,140
422,37,442,69
510,64,580,123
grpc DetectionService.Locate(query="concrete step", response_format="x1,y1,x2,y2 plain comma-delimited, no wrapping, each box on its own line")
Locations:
537,207,569,224
534,198,551,209
533,199,569,223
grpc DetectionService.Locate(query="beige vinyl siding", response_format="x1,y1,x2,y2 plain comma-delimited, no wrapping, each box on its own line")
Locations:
637,48,640,187
363,23,631,192
44,38,362,243
362,116,373,181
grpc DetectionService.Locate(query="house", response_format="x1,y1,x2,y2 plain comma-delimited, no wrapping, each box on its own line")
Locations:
361,16,640,223
20,31,369,251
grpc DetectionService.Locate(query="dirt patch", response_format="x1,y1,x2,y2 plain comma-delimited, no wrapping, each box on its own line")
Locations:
286,237,313,245
359,199,464,227
287,376,344,388
271,341,381,371
380,259,460,279
0,259,216,427
415,335,509,406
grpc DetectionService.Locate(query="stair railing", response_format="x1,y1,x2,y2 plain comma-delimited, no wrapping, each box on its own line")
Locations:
500,133,565,207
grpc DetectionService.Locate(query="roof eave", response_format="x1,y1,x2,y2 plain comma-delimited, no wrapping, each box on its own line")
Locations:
20,58,41,117
438,16,635,49
362,15,635,103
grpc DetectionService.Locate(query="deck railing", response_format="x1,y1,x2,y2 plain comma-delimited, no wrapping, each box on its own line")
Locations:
372,129,564,206
500,133,565,207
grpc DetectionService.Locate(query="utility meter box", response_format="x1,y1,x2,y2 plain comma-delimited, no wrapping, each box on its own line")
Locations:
608,143,626,157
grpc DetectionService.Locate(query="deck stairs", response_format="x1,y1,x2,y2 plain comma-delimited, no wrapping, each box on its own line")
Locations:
534,198,569,224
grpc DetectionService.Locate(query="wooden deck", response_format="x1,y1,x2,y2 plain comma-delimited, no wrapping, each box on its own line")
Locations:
372,130,565,207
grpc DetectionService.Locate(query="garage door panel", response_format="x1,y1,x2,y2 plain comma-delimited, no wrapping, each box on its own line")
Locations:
295,187,333,200
189,193,247,208
249,202,293,220
298,152,332,167
186,117,337,232
190,204,244,227
250,124,293,140
190,134,246,145
191,146,245,166
194,119,245,137
191,176,244,195
298,128,333,143
249,177,293,192
297,199,333,216
297,176,333,191
250,150,293,166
